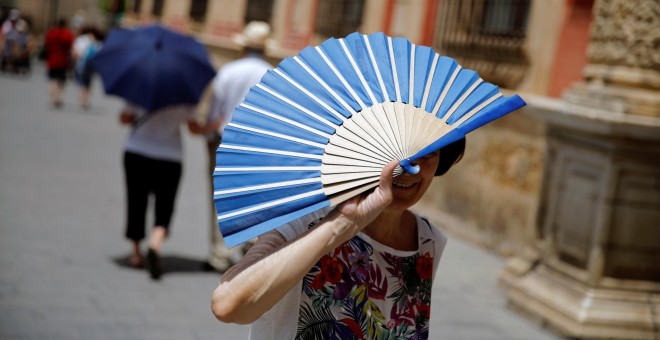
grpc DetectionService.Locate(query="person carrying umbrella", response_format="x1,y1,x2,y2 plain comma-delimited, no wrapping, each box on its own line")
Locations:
90,25,216,280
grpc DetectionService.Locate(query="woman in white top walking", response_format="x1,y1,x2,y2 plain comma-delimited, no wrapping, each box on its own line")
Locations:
119,103,194,280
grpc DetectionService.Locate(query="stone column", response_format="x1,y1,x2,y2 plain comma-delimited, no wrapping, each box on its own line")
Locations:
202,0,246,40
160,0,192,32
499,0,660,339
565,0,660,117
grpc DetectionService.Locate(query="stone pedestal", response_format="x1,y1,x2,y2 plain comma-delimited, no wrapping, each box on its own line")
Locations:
503,263,660,339
499,94,660,339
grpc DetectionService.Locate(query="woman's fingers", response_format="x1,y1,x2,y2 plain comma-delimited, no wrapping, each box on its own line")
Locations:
360,160,397,215
335,159,398,229
375,160,397,203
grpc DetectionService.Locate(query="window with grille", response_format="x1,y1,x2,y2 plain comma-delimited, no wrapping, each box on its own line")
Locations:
152,0,164,17
245,0,274,23
132,0,142,13
315,0,365,38
190,0,208,22
433,0,531,88
480,0,530,37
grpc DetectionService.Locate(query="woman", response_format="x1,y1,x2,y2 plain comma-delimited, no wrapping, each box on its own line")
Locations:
119,103,195,280
211,139,465,339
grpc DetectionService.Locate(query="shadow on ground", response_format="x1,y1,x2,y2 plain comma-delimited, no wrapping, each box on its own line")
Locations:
112,254,220,274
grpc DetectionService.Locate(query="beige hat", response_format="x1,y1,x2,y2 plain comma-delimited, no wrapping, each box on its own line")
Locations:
233,21,271,50
16,19,28,33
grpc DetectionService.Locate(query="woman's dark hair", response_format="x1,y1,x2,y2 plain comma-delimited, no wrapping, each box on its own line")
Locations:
435,137,466,176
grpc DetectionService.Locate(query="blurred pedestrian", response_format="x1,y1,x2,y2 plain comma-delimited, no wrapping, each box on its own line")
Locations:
72,26,102,109
43,18,74,108
119,103,196,280
0,8,20,36
187,21,273,272
89,25,214,281
0,15,18,72
12,19,34,75
0,9,30,74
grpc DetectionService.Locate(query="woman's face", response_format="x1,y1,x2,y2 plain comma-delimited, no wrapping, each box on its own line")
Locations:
388,150,440,210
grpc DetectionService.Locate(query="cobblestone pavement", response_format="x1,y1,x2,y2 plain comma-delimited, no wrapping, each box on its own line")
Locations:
0,64,561,340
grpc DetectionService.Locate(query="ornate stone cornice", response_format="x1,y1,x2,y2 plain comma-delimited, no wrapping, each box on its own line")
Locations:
587,0,660,71
566,0,660,116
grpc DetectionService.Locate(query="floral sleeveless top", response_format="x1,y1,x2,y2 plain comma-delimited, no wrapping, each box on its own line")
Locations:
294,212,443,339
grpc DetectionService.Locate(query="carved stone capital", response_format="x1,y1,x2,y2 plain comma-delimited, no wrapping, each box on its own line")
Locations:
565,0,660,116
587,0,660,71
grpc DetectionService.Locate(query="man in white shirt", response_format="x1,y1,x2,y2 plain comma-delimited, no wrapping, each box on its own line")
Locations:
188,21,273,272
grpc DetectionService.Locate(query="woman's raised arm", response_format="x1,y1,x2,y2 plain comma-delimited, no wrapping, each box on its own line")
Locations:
211,160,397,324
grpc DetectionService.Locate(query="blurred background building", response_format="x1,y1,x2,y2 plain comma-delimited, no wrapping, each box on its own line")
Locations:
1,0,106,33
4,0,658,338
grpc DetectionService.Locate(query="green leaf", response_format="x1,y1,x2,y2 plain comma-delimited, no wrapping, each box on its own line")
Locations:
296,303,340,340
310,286,336,309
363,299,387,339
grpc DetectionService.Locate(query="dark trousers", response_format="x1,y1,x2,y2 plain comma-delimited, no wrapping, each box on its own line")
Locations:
123,151,182,241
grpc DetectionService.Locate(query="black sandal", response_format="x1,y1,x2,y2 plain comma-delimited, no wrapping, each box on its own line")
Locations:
146,248,162,280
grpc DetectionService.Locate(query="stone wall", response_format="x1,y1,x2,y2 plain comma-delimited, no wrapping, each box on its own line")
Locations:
415,109,546,256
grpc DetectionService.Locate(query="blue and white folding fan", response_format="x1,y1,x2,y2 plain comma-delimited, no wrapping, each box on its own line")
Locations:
214,32,526,247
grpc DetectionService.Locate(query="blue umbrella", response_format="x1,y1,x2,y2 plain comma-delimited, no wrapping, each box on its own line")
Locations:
89,25,216,112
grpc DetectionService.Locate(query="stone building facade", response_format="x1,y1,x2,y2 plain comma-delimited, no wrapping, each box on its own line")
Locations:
6,0,107,33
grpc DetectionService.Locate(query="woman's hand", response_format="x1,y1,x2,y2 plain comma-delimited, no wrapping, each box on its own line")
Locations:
186,117,204,134
330,160,399,243
118,110,136,125
186,116,222,135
